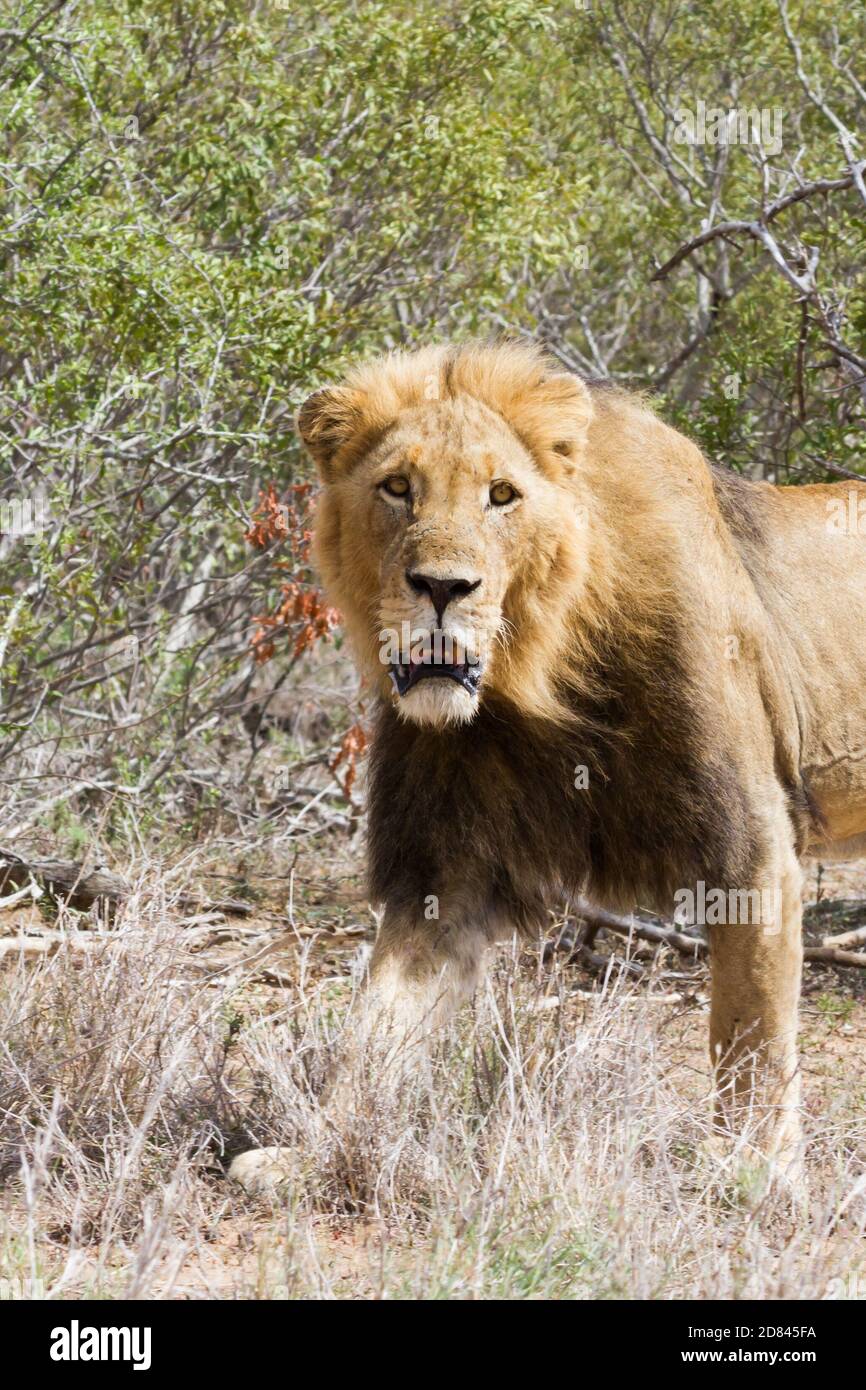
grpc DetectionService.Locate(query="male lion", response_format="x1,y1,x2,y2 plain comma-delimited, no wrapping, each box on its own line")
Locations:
231,340,866,1194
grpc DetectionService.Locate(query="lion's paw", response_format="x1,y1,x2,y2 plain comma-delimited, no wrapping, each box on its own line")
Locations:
696,1131,807,1211
228,1146,300,1198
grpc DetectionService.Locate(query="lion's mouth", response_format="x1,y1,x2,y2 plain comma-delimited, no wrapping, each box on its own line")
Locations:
389,651,482,698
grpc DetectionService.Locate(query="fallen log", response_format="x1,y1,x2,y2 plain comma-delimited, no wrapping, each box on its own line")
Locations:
0,848,255,917
0,849,128,911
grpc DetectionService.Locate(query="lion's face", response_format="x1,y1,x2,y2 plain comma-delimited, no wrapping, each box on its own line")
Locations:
356,396,576,726
299,344,595,728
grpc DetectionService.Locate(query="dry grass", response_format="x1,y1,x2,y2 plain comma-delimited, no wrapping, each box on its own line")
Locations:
1,858,865,1300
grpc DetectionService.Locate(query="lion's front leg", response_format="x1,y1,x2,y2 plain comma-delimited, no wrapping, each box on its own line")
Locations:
229,900,492,1196
321,902,490,1119
707,841,804,1180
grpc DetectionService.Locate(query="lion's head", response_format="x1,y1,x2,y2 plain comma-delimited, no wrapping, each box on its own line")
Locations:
299,342,598,729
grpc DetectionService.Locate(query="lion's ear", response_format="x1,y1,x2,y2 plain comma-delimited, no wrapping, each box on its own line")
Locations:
516,369,593,475
296,386,363,481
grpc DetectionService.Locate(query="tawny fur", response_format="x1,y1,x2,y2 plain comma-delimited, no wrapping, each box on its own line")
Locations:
229,340,866,1195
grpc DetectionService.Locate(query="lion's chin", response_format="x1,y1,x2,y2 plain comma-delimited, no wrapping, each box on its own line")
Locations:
395,678,479,728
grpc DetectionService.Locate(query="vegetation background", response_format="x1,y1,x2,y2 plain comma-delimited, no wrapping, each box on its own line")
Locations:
0,0,864,1300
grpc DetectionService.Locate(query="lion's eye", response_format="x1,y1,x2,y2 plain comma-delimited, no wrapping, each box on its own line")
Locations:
380,475,410,499
489,480,518,507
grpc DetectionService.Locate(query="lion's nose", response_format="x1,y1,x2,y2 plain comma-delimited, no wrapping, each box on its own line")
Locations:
406,570,481,624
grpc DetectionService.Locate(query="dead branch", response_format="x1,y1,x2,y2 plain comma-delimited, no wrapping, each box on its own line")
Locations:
651,165,866,284
821,923,866,950
568,900,866,970
0,932,104,963
175,893,254,918
802,945,866,969
573,901,707,958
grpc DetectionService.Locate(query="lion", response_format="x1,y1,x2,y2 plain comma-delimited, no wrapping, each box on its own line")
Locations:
230,339,866,1195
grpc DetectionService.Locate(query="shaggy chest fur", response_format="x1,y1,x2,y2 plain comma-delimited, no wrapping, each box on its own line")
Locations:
367,624,764,931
